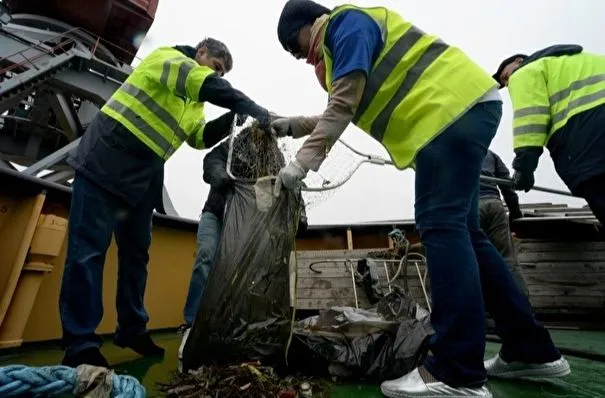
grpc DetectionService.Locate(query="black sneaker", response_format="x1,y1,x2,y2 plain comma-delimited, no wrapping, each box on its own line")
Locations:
61,347,109,368
113,332,165,357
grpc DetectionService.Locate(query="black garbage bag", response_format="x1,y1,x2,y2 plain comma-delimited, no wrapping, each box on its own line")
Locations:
288,289,434,382
182,179,302,372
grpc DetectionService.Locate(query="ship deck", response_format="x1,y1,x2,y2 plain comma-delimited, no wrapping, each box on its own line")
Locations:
1,329,604,397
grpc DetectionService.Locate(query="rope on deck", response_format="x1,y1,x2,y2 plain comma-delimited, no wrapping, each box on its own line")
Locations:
0,364,145,397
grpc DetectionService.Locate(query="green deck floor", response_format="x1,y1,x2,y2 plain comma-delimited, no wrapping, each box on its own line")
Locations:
1,330,605,397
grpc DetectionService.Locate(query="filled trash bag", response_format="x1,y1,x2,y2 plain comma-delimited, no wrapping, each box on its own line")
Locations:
182,178,302,372
288,288,434,382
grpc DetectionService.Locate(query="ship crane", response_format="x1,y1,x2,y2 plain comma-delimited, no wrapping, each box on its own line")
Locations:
0,0,178,215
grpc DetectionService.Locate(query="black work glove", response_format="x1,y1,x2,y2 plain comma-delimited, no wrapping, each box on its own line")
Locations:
512,170,534,192
256,109,272,131
213,171,232,189
509,208,523,224
243,103,272,132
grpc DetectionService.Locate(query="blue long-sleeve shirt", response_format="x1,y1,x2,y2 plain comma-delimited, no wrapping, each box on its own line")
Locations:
325,10,383,82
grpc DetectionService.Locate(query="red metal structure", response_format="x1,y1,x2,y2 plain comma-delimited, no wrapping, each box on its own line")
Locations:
4,0,158,64
0,0,180,213
0,0,161,184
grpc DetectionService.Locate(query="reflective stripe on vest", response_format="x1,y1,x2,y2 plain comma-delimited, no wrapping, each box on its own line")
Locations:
160,57,194,98
101,47,212,160
510,52,605,150
322,5,497,169
104,99,177,158
353,25,448,142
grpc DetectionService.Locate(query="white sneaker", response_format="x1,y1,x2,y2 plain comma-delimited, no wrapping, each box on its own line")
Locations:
484,353,571,379
380,368,492,398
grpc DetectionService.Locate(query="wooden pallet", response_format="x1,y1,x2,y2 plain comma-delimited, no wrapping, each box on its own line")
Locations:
517,239,605,315
289,249,430,310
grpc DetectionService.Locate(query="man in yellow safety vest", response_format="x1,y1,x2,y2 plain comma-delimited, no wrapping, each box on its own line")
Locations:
273,1,570,397
493,45,605,228
59,37,273,368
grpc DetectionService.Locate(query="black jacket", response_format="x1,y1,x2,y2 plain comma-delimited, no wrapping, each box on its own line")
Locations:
174,45,268,121
202,141,232,219
480,150,522,217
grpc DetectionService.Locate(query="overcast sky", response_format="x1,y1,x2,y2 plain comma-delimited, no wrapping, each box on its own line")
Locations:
135,0,604,225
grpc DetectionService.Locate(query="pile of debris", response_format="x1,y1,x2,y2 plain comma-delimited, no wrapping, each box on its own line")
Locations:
158,361,330,398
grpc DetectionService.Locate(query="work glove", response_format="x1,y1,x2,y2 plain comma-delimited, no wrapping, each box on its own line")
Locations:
255,109,272,131
274,160,308,198
512,170,534,192
212,170,232,189
509,207,523,224
271,118,292,137
217,174,233,189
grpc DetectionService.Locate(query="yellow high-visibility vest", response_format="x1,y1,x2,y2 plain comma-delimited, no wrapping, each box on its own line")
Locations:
322,5,497,169
101,46,215,160
508,52,605,150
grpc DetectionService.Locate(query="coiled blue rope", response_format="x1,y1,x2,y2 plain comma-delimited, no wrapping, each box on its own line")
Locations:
0,365,145,397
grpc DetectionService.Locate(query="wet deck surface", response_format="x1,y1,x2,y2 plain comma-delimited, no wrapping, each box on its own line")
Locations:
1,330,605,397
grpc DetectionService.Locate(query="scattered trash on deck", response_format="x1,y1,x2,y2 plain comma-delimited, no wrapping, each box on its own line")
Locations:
157,361,330,398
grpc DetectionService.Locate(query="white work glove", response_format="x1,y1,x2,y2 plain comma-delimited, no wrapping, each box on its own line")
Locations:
274,160,308,197
270,118,292,137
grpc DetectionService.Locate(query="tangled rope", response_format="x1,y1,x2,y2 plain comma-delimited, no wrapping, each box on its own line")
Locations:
0,364,145,397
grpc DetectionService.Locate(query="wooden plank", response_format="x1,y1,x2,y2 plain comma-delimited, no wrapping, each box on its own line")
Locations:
290,248,432,310
529,297,605,308
520,262,605,271
518,251,605,262
346,228,353,250
294,263,428,277
296,276,427,290
292,248,374,259
297,298,368,310
528,287,605,297
523,274,605,287
519,241,605,252
296,286,428,300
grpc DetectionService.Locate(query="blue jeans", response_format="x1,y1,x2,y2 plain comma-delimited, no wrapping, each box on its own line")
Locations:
415,101,560,387
59,172,154,356
182,211,223,326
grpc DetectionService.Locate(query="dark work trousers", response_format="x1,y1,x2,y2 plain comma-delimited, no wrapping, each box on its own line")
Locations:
414,101,561,388
479,198,529,297
575,173,605,229
59,171,155,356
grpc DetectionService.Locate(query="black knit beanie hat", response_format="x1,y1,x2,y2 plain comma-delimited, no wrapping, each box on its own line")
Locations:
492,53,527,89
277,0,331,52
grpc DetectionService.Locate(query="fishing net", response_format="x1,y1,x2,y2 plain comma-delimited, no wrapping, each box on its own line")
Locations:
226,122,286,180
226,119,367,210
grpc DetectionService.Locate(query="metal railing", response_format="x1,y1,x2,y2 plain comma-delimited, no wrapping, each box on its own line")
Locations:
0,26,143,76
